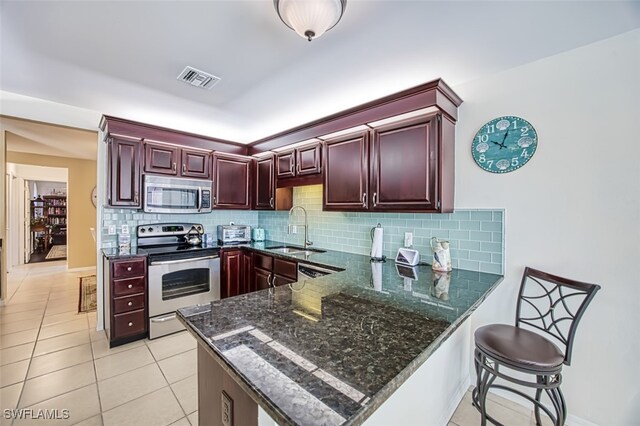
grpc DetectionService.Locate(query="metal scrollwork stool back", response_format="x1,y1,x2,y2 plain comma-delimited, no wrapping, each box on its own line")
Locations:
472,267,600,426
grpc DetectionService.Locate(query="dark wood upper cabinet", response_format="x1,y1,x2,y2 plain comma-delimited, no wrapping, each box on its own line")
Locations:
181,148,210,179
276,151,295,179
296,143,321,176
144,142,179,175
254,156,275,210
212,153,251,209
144,142,210,179
323,132,369,211
370,115,438,211
109,136,142,208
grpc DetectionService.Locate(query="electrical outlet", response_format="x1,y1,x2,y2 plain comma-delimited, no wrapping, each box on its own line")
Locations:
221,392,233,426
121,224,129,234
291,225,298,234
404,232,413,248
108,225,116,235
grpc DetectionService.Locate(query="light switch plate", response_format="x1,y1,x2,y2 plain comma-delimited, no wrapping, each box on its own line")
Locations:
108,225,116,235
221,391,233,426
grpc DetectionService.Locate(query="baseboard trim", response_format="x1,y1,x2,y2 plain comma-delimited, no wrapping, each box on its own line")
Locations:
66,266,96,273
439,376,471,426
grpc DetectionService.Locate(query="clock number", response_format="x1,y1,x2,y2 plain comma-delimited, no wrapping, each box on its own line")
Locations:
478,154,486,164
521,149,530,158
511,120,518,130
511,157,519,167
486,160,494,168
520,126,529,136
477,134,489,143
486,124,495,134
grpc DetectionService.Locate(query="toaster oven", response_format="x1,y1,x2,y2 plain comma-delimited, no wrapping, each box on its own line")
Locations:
217,225,251,244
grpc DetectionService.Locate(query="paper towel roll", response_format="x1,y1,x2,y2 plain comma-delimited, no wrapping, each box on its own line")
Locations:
371,262,383,291
370,227,384,259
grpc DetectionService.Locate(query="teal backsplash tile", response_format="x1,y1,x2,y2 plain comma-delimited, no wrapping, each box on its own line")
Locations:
258,185,504,274
101,184,504,274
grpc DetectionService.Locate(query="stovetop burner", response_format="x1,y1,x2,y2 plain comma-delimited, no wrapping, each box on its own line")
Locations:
137,222,220,262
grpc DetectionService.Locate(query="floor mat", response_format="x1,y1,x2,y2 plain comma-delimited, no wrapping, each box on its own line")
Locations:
78,275,97,313
45,245,67,260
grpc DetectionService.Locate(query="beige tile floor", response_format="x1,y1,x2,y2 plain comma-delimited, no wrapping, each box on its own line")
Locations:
1,262,548,426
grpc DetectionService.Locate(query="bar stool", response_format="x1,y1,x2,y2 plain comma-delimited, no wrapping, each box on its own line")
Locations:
472,267,600,426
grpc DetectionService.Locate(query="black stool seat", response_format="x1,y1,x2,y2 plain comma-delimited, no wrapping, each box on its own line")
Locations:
475,324,564,372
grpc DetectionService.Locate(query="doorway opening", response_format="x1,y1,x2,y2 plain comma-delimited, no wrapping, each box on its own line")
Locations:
6,163,68,268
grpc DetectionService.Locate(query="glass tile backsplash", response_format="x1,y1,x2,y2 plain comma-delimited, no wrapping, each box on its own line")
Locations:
259,185,504,274
101,184,504,274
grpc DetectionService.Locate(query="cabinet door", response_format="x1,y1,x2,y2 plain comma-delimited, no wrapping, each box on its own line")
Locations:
221,249,242,299
253,267,271,291
323,132,369,211
296,143,321,176
144,142,179,175
276,151,295,178
254,156,275,210
181,149,210,179
241,250,253,294
370,115,439,211
272,274,295,287
109,136,142,207
212,153,251,209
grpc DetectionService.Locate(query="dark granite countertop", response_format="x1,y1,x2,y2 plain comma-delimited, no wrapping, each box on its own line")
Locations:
101,247,147,258
178,242,503,426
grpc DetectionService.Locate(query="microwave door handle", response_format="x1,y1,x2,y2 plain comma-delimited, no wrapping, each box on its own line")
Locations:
197,187,202,212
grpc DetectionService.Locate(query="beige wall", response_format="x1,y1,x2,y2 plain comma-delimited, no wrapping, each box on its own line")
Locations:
7,144,97,269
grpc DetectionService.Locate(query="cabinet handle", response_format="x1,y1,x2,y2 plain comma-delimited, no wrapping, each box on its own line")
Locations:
127,266,132,271
127,284,133,289
128,322,133,327
182,164,186,174
289,156,294,173
172,162,176,172
373,192,377,207
297,163,300,174
134,191,139,203
213,196,217,205
127,301,133,306
362,193,367,208
270,197,274,208
272,275,277,287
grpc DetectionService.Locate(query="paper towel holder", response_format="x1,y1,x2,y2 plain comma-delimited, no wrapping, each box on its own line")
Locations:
370,223,386,263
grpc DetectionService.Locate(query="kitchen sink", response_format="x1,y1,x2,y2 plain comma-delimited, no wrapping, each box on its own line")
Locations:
266,246,326,255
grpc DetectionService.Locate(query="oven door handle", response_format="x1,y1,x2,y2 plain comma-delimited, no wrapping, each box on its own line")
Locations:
150,255,219,266
150,314,177,323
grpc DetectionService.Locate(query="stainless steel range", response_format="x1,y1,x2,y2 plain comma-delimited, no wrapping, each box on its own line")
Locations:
137,223,220,339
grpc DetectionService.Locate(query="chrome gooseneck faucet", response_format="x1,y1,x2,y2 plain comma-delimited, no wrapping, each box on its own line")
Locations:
288,205,313,248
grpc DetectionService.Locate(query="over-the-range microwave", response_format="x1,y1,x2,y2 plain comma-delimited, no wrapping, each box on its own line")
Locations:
143,175,212,214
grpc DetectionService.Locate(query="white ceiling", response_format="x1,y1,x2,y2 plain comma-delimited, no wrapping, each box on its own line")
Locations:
1,1,639,143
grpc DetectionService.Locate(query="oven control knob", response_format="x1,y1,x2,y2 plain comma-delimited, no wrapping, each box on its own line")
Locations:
140,228,145,233
148,227,153,232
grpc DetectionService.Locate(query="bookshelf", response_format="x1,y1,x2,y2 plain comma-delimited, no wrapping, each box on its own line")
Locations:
30,195,67,254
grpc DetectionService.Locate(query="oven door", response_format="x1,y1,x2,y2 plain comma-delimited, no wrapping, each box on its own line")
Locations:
148,255,220,318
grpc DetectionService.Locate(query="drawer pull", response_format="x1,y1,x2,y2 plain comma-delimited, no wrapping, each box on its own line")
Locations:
128,322,133,327
127,266,132,271
127,301,133,306
127,284,133,289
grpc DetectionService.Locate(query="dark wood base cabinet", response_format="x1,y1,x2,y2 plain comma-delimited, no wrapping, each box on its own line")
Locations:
221,250,297,299
103,255,148,347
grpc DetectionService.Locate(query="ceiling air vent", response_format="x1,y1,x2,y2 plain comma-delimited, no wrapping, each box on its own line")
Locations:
177,66,221,90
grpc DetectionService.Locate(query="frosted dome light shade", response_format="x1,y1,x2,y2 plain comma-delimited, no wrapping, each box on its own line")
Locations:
275,0,347,41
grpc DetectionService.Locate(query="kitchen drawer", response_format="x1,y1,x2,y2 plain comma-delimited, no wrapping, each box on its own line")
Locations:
113,309,146,338
112,258,146,278
113,276,146,297
273,258,297,280
253,253,273,271
113,293,145,314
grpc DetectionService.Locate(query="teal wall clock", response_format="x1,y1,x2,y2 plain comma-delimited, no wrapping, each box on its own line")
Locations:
471,116,538,173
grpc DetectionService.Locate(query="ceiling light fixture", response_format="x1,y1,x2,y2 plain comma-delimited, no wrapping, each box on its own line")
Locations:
274,0,347,42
